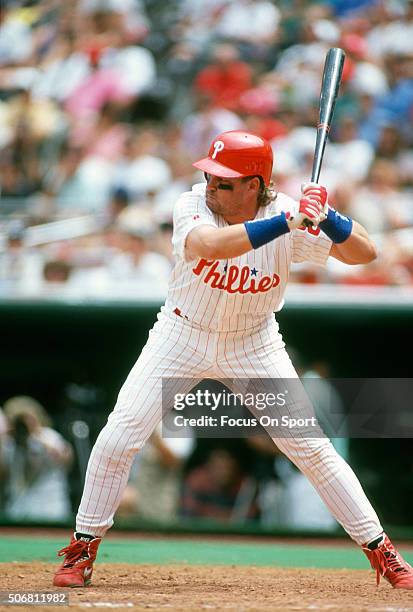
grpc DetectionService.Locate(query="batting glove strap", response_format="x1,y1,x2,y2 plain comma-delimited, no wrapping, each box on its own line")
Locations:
245,212,290,249
319,207,353,243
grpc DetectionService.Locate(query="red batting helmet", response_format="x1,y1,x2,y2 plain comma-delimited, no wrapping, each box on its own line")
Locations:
193,130,273,186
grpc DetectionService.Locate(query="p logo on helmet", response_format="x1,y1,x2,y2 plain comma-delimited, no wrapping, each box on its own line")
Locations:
193,130,273,186
211,140,225,159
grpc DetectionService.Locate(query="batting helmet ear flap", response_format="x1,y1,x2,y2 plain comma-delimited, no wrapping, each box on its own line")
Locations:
193,131,274,186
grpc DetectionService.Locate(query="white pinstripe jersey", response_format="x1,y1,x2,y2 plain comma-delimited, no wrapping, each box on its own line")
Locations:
164,183,331,332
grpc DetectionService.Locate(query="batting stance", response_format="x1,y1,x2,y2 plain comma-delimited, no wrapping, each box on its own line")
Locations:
54,131,413,589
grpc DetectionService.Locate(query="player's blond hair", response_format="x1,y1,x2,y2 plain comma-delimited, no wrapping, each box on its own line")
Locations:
242,176,277,207
258,180,277,207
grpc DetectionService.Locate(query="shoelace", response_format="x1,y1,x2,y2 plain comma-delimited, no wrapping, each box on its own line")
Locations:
368,544,408,585
57,540,90,568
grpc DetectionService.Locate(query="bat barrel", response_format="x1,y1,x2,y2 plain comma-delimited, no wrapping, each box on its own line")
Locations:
311,48,345,184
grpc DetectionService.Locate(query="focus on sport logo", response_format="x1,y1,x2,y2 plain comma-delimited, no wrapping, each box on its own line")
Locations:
212,140,225,159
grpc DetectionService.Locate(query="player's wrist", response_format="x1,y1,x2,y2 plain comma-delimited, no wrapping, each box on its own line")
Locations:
244,212,290,249
319,206,353,243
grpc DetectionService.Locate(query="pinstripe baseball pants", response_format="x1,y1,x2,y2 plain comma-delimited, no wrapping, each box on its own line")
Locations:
76,311,382,544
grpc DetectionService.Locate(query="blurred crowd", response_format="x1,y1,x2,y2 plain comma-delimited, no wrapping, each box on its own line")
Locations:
0,0,413,296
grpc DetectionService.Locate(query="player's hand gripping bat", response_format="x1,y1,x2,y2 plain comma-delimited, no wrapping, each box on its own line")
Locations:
302,47,346,228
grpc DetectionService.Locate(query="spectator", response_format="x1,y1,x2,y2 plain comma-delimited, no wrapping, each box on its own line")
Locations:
252,356,348,531
152,144,195,229
99,27,156,99
112,125,172,201
172,0,229,52
193,43,253,111
0,87,59,200
0,221,44,293
64,45,132,121
44,143,115,214
118,426,194,522
1,396,73,521
239,74,287,142
349,159,412,234
0,5,33,67
67,210,171,298
366,1,413,60
359,51,413,146
215,0,282,63
325,115,374,182
70,102,131,162
79,0,150,45
31,32,90,103
181,447,258,522
375,123,413,186
105,186,130,225
0,406,8,513
182,95,245,158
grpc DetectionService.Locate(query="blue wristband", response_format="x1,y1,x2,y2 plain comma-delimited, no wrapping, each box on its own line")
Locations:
244,212,290,249
319,207,353,244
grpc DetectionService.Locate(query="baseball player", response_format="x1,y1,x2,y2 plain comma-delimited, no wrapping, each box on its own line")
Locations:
53,131,413,589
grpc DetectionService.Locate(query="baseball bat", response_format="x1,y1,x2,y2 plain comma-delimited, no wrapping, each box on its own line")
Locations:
303,47,345,227
311,47,345,182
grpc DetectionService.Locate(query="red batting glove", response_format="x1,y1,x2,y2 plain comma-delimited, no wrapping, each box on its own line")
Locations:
287,196,326,230
299,196,324,222
301,182,328,211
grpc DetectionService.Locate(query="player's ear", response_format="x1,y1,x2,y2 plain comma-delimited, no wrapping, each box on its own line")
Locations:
248,176,261,193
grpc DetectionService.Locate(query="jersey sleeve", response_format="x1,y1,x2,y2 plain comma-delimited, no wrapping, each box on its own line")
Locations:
172,183,217,261
275,192,332,266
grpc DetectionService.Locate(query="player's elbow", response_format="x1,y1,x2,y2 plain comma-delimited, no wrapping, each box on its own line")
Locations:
332,240,377,265
360,242,377,264
201,239,220,259
367,244,377,263
186,228,225,260
345,248,377,265
195,235,226,260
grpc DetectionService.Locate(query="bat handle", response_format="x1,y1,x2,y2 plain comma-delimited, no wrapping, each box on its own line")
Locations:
302,175,320,228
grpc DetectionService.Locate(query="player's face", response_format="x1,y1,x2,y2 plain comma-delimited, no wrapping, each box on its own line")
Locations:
205,174,260,224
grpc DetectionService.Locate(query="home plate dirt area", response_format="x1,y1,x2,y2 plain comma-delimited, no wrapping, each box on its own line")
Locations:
2,532,413,611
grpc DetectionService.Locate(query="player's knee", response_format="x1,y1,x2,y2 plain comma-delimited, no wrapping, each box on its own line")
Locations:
93,426,140,462
286,437,336,467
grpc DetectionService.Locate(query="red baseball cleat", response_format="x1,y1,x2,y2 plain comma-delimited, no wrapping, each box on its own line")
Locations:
53,534,101,587
363,533,413,589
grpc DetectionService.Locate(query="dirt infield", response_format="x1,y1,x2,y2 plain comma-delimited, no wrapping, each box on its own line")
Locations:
3,563,413,611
